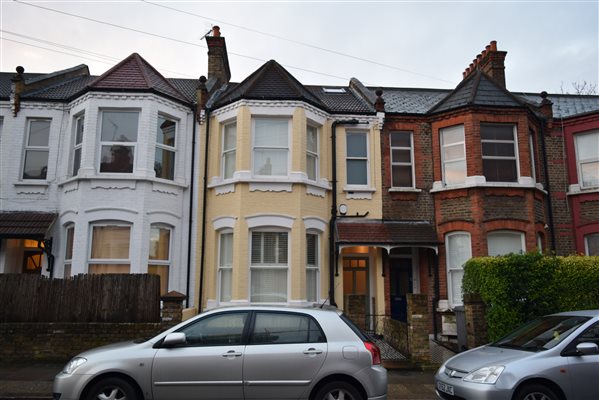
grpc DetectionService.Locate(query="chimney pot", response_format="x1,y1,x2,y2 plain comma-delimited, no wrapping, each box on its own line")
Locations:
16,66,24,74
199,75,207,84
470,63,475,70
212,26,221,37
490,40,497,51
486,44,491,52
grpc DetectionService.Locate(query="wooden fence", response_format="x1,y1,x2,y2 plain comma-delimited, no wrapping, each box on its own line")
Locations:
0,274,161,322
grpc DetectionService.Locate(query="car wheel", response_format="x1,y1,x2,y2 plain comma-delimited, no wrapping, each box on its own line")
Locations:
312,381,363,400
514,383,559,400
84,377,138,400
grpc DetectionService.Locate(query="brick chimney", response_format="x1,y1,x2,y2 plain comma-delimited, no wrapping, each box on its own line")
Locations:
462,41,508,88
205,26,231,87
10,66,25,116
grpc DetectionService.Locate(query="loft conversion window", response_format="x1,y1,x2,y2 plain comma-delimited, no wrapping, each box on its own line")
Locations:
575,130,599,188
441,125,466,186
71,114,84,177
306,125,319,181
390,131,414,188
155,115,176,180
222,122,236,180
22,119,51,180
99,110,139,173
481,123,518,182
253,118,289,177
346,131,369,186
322,87,346,94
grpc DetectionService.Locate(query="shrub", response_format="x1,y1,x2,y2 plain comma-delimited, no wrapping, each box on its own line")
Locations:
463,253,599,340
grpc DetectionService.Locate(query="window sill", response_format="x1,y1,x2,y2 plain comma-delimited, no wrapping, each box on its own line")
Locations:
568,184,599,196
431,176,540,193
58,175,188,189
14,181,49,187
388,187,422,193
13,181,49,195
208,173,331,195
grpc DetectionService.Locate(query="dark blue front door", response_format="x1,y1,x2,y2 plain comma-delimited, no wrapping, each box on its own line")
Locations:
390,259,413,322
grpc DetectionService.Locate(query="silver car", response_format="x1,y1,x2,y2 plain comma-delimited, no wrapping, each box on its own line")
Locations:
435,310,599,400
53,306,387,400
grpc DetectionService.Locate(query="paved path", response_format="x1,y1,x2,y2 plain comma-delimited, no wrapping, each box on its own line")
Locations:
0,363,438,400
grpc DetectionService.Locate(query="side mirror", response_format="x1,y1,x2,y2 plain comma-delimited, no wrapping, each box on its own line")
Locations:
576,342,599,356
162,332,187,348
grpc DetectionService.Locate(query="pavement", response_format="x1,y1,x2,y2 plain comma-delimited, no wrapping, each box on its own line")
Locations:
0,362,438,400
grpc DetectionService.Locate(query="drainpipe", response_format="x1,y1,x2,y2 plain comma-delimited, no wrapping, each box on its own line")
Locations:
185,106,198,308
329,119,360,308
198,106,211,312
539,123,556,252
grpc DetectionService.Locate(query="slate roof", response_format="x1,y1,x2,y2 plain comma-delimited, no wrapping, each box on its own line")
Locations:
306,86,374,114
0,212,57,238
336,220,439,245
375,87,451,115
213,60,326,110
20,75,96,101
89,53,190,104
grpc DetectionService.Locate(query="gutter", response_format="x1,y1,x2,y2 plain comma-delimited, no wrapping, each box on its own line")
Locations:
198,107,211,312
539,123,557,251
328,119,360,308
185,105,198,308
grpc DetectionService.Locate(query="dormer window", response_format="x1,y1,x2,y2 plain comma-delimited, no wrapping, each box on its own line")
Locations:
99,110,139,173
252,118,289,177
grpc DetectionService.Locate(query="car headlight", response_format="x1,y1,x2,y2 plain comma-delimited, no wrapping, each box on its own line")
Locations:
62,357,87,374
464,365,505,384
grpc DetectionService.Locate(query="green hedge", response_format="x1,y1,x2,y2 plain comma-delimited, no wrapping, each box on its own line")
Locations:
462,253,599,340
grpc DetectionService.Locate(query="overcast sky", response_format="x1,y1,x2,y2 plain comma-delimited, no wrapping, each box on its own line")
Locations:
1,0,597,94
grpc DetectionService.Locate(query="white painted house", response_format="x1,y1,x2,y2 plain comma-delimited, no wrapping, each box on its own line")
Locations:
0,54,201,302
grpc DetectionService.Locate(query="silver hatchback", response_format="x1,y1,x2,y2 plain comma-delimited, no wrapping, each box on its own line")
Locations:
53,306,387,400
435,310,599,400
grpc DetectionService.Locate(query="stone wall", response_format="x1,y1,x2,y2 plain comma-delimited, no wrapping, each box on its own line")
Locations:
0,322,173,362
382,317,409,356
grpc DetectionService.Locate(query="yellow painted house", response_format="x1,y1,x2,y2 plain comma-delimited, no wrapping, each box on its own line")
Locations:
194,28,387,327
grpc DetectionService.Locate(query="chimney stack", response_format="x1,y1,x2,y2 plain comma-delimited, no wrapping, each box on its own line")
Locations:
462,40,508,88
10,66,25,116
205,26,231,88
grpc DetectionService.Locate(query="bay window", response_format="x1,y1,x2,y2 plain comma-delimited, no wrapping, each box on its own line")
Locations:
148,225,171,295
222,122,236,180
306,125,319,181
441,125,466,186
250,231,288,302
89,224,131,274
99,110,138,173
390,131,414,187
487,230,525,256
306,233,319,302
71,114,84,177
575,130,599,188
218,231,233,302
154,115,176,180
22,119,51,180
446,232,472,307
253,118,289,176
481,123,518,182
585,233,599,256
64,225,74,278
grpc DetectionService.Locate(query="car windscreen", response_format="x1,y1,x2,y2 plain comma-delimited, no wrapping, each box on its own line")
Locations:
492,315,590,352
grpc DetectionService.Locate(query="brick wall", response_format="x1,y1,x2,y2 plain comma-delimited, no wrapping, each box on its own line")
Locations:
0,322,173,362
464,293,488,348
407,293,431,364
580,200,599,226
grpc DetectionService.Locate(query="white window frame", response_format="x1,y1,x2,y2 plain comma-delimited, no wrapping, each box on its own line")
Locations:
64,224,74,278
218,230,234,302
252,118,290,177
487,230,525,256
584,233,599,256
446,232,472,308
390,131,415,188
88,222,131,273
575,130,599,189
440,125,466,186
480,123,519,183
221,122,237,180
22,118,51,180
306,124,319,182
345,130,370,187
71,114,84,177
529,130,537,182
98,110,139,174
154,114,177,181
306,232,320,303
148,224,172,295
249,229,290,303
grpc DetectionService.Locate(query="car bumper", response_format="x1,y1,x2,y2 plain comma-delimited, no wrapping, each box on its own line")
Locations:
434,372,511,400
53,372,94,400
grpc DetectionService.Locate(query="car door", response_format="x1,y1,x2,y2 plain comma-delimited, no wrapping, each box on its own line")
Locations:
152,311,248,400
243,311,327,400
563,321,599,400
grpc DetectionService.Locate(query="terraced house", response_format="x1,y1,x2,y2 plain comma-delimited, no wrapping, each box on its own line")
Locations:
1,28,598,355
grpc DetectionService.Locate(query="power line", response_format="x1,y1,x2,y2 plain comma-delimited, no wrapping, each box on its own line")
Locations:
12,0,356,83
141,0,455,85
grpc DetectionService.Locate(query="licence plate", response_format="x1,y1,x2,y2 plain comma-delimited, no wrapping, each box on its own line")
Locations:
436,381,454,396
